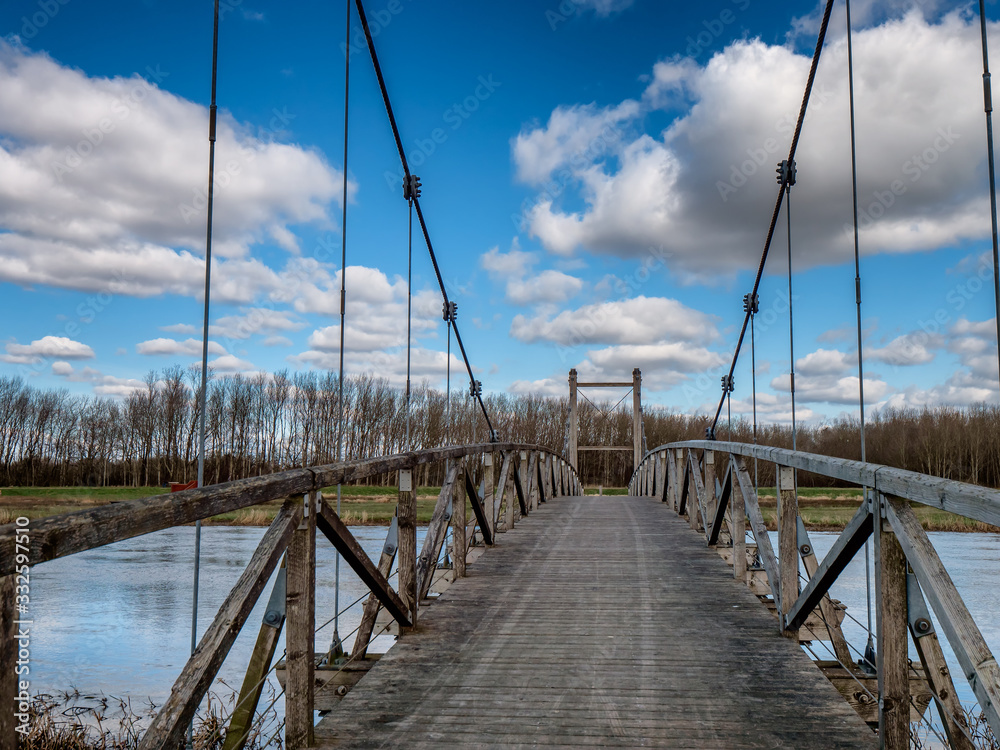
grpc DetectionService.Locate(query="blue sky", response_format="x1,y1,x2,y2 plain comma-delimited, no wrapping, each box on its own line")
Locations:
2,0,1000,426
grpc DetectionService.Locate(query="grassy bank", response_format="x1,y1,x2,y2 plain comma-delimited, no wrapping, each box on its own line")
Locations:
2,485,998,531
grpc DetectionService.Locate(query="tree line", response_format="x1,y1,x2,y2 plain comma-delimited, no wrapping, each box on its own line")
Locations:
3,370,1000,490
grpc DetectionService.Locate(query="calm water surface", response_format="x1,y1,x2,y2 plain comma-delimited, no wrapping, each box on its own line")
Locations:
25,526,1000,722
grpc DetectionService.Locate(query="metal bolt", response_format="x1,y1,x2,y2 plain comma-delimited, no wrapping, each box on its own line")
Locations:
799,544,812,556
915,617,931,634
264,610,281,626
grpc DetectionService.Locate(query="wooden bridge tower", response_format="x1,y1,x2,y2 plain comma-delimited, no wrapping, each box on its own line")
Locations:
568,367,642,472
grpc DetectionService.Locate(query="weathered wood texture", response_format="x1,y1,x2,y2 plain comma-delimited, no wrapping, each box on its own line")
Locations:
875,517,909,749
416,468,457,600
0,442,560,575
314,496,876,749
316,500,410,626
352,516,397,660
453,463,467,579
885,497,1000,738
664,440,1000,528
285,493,317,750
138,500,300,750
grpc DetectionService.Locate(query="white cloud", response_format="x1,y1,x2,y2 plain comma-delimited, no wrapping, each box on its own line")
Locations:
136,338,226,357
51,361,74,376
210,308,304,341
161,323,197,334
262,335,293,347
511,101,638,186
770,347,889,405
480,245,583,306
210,354,257,374
869,332,941,366
510,296,719,346
0,42,351,300
2,335,95,363
519,13,999,277
576,0,635,16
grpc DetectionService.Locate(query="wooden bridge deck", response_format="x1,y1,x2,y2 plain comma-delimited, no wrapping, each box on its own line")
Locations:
315,495,877,749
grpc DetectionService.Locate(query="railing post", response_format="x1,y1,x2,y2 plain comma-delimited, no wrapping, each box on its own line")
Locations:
673,449,683,512
504,453,516,531
1,574,17,750
398,467,417,627
875,494,909,749
483,452,495,538
454,460,466,578
687,451,700,531
777,465,798,639
657,452,667,501
732,458,747,583
285,491,317,750
705,451,716,540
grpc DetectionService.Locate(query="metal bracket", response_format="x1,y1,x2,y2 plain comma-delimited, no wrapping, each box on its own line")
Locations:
796,515,813,557
906,571,935,637
399,469,413,493
382,516,399,557
299,492,312,530
262,566,287,629
778,466,794,492
484,454,493,467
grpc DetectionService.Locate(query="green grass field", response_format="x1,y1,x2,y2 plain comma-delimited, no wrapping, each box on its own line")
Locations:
1,484,996,531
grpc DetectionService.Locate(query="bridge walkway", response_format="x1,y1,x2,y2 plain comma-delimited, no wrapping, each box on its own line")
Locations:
315,495,877,749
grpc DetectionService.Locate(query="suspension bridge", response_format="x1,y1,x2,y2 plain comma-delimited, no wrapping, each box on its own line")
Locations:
2,0,1000,748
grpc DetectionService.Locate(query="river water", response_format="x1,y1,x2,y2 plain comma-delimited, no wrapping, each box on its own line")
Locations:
23,526,1000,733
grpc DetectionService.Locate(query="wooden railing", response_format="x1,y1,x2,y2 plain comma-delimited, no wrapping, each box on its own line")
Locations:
630,440,1000,750
0,442,581,750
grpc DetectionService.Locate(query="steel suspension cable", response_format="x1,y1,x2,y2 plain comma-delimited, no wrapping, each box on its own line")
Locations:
786,186,797,452
845,0,876,664
190,4,221,745
353,0,495,439
331,0,353,659
979,0,1000,395
405,197,413,450
711,0,837,433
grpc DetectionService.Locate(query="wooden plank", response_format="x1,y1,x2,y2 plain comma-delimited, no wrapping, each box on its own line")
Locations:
786,502,872,632
417,467,458,601
482,452,496,538
687,450,706,532
658,452,668,503
703,451,717,543
907,575,975,750
795,517,853,668
884,496,1000,737
731,457,747,583
875,510,909,749
664,439,1000,528
735,464,782,610
0,574,16,750
576,380,633,387
397,470,417,627
494,452,512,532
707,459,732,547
526,452,539,512
285,492,317,750
777,466,798,639
138,499,300,750
313,496,876,749
536,454,548,505
352,515,397,659
498,452,514,532
578,445,634,451
464,470,494,546
315,499,411,627
453,462,467,579
678,450,690,516
223,561,286,750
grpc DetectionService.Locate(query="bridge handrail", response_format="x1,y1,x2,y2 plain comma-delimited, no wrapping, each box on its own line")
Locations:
648,439,1000,528
628,440,1000,748
0,442,582,750
0,441,556,575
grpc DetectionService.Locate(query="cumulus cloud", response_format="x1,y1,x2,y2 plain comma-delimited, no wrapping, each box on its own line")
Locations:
519,13,998,278
869,332,941,366
2,335,95,363
136,338,226,357
480,245,583,306
0,41,350,301
510,296,719,346
767,346,889,405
